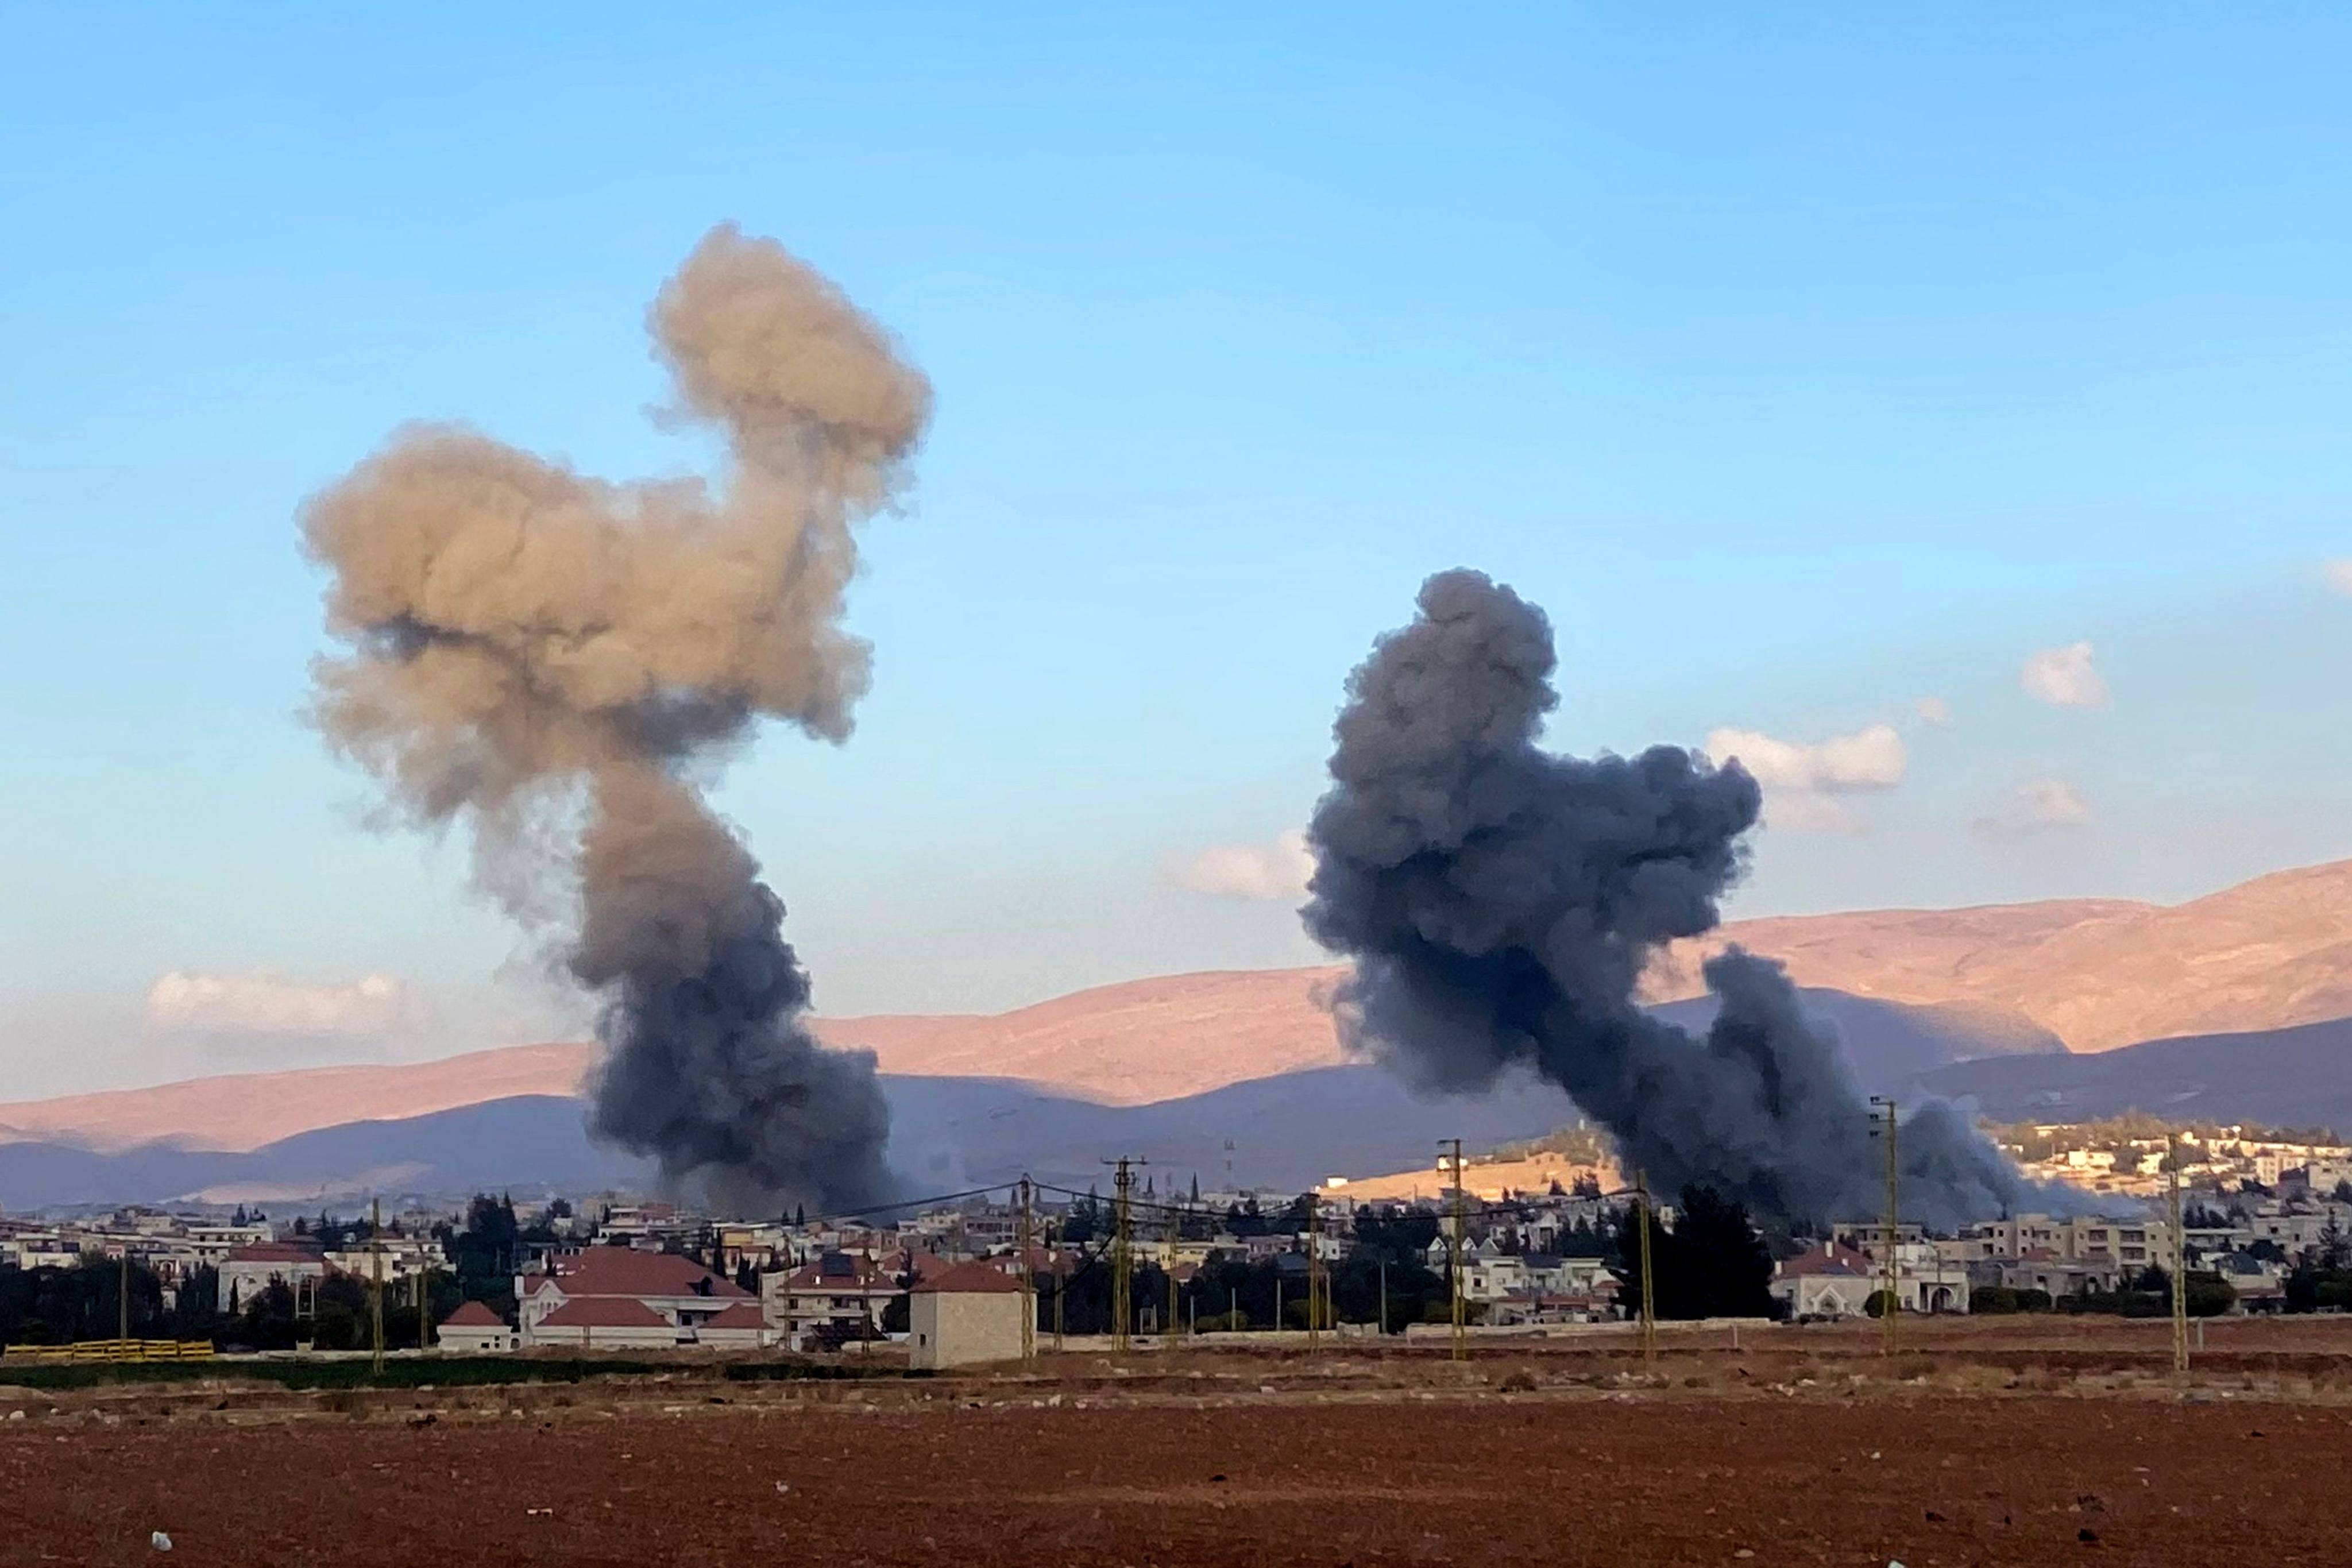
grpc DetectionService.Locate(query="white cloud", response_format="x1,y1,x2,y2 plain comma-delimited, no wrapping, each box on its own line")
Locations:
2020,641,2109,709
2326,558,2352,596
1704,724,1906,836
1704,724,1906,793
1975,777,2092,837
145,971,415,1037
1915,696,1956,729
1172,829,1316,901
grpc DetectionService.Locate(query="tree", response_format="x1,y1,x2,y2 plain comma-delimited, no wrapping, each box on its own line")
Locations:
1611,1185,1778,1321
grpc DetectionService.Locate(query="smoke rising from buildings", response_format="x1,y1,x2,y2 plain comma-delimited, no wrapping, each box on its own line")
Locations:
303,223,929,1214
1303,570,2038,1230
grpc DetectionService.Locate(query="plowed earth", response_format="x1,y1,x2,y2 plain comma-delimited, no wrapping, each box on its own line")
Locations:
5,1381,2350,1567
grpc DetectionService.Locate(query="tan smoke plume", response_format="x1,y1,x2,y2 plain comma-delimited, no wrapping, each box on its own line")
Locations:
302,223,930,1210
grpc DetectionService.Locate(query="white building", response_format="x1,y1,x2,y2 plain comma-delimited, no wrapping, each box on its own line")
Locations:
434,1300,517,1354
516,1246,756,1348
217,1242,329,1314
525,1296,681,1350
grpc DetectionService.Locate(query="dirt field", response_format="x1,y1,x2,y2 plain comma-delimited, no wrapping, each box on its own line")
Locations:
7,1323,2352,1566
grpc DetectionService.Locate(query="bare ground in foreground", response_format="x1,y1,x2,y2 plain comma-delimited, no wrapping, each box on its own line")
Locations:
7,1320,2352,1567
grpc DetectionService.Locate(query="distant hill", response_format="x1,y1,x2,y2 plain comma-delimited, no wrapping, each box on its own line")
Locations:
0,1043,593,1154
0,987,2087,1211
0,1071,1583,1211
813,966,1351,1106
6,856,2346,1175
0,980,2049,1163
1918,1016,2352,1136
1647,858,2352,1052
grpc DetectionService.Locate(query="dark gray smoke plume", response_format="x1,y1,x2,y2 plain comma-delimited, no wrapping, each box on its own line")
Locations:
1303,570,2038,1230
302,224,929,1214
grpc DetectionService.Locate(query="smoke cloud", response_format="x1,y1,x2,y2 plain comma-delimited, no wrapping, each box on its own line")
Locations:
303,223,929,1214
1303,570,2040,1230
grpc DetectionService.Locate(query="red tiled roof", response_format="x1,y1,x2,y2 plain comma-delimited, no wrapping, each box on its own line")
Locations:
538,1296,674,1330
701,1302,768,1330
543,1248,750,1300
440,1301,507,1328
913,1260,1025,1295
1778,1241,1873,1279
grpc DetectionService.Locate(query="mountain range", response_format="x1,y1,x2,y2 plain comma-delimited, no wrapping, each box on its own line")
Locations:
3,858,2347,1210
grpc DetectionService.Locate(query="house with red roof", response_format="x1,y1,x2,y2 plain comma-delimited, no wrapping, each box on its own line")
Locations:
768,1250,899,1350
696,1301,774,1350
1771,1240,1879,1318
516,1245,755,1349
909,1260,1026,1369
434,1300,517,1354
526,1296,679,1350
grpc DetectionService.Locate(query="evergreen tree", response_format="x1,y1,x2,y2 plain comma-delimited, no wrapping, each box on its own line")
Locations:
1611,1185,1778,1320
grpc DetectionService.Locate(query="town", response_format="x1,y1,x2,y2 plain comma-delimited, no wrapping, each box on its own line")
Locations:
8,1115,2351,1366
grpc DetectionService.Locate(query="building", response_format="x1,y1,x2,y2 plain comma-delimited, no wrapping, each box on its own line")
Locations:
527,1297,681,1350
435,1300,517,1354
696,1301,775,1350
216,1242,329,1314
1779,1239,1969,1316
909,1261,1026,1369
516,1246,754,1348
1958,1214,2171,1275
767,1251,900,1349
1772,1241,1878,1319
1486,1289,1618,1326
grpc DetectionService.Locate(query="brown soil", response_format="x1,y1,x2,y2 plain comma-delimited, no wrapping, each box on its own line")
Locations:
8,1329,2352,1567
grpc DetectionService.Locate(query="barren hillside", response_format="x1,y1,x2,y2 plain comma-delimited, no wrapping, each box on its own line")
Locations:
812,967,1350,1106
9,858,2348,1154
1648,859,2352,1051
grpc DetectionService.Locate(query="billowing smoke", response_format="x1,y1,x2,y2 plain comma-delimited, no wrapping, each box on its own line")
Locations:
302,224,929,1214
1303,570,2039,1230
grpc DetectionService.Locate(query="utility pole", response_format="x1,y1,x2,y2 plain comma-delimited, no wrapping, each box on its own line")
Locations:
1016,1177,1037,1364
1634,1169,1656,1365
1378,1255,1389,1337
1307,1191,1324,1354
2168,1134,2188,1376
369,1196,386,1378
1051,1215,1065,1351
119,1249,130,1346
1107,1157,1141,1355
1442,1138,1466,1362
1871,1097,1899,1357
415,1260,434,1352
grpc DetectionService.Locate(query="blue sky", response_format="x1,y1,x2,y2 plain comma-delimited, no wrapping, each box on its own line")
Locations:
4,4,2349,1095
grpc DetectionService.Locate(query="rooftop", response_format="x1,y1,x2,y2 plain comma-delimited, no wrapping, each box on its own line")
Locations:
536,1296,674,1330
542,1246,750,1301
439,1300,506,1328
913,1260,1025,1295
